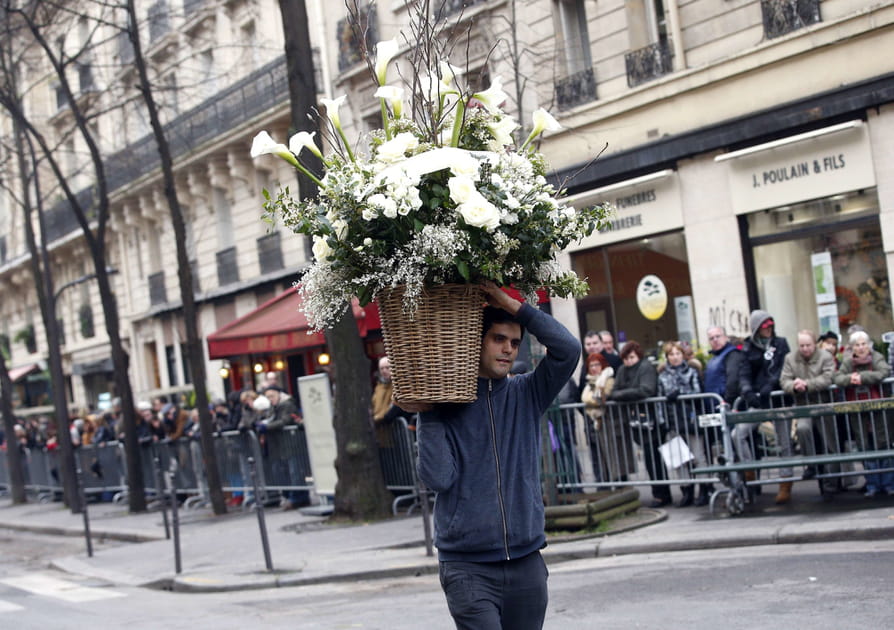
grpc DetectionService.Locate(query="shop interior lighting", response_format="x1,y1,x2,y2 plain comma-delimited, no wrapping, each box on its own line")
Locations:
318,353,331,366
714,120,862,162
253,362,264,373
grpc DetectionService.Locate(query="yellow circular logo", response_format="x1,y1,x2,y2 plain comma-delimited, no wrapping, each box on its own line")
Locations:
636,275,667,321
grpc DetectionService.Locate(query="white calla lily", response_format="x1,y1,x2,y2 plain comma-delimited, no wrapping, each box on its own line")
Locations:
374,85,405,118
374,39,399,85
472,76,508,114
288,131,322,159
321,95,347,129
250,131,299,167
521,107,563,150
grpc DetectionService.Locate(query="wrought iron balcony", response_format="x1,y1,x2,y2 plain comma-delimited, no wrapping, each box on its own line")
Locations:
117,30,134,64
148,1,171,44
761,0,821,39
436,0,489,20
555,68,597,110
257,232,284,275
148,271,167,306
625,40,673,88
216,246,239,287
337,5,378,72
183,0,206,14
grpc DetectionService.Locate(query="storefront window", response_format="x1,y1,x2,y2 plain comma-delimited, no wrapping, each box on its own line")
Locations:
571,230,693,355
747,189,891,343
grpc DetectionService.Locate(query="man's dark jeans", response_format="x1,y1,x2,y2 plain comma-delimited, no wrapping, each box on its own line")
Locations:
438,550,548,630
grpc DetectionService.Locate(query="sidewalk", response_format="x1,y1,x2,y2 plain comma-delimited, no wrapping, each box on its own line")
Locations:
2,483,893,593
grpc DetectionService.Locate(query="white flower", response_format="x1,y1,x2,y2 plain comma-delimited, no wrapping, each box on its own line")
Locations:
321,95,347,129
374,85,405,117
532,107,562,135
457,191,500,231
376,132,418,162
374,39,399,86
472,76,508,114
288,131,322,159
250,131,297,165
312,236,333,261
378,147,480,185
488,115,519,148
440,61,461,88
331,219,348,239
448,175,477,204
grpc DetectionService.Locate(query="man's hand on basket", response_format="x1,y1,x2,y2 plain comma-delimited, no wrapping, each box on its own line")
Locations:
481,281,521,315
394,398,433,414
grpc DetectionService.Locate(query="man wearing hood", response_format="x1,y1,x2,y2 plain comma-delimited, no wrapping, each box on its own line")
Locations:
734,310,795,503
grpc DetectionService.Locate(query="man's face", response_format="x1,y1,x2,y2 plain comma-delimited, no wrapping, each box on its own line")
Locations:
758,320,774,339
584,334,603,355
378,358,392,382
264,389,281,407
479,322,522,380
798,334,816,359
820,338,837,354
600,332,615,353
707,328,728,352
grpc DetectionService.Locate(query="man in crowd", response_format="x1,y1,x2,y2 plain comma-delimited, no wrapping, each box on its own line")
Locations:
735,310,793,504
577,330,620,396
404,283,579,630
599,330,619,357
780,329,837,498
704,326,743,406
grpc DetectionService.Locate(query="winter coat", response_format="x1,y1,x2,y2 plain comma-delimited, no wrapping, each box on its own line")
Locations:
704,343,744,405
658,362,702,433
738,309,790,408
780,348,835,404
416,303,579,562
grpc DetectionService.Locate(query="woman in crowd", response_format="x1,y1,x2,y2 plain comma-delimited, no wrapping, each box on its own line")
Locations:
658,341,712,507
834,330,893,497
609,340,671,507
581,352,634,485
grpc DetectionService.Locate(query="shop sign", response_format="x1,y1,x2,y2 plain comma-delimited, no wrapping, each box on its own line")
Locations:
718,121,876,215
564,170,683,251
636,274,668,321
297,372,337,495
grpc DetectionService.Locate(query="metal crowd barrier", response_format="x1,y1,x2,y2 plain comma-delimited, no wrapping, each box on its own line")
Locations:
76,442,128,499
214,429,267,508
377,417,422,514
693,381,894,514
545,393,726,499
0,450,10,495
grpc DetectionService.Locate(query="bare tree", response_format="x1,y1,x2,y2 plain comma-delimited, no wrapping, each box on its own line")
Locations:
278,0,393,520
121,0,226,515
0,0,147,512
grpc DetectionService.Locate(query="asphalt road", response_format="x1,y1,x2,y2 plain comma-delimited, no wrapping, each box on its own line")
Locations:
1,532,891,629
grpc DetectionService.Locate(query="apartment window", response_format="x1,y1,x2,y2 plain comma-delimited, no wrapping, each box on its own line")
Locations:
761,0,822,39
553,1,596,109
240,21,260,71
625,0,673,87
148,1,171,43
200,50,217,99
213,187,234,250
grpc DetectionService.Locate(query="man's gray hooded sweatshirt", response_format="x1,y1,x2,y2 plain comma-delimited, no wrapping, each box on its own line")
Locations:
416,303,579,562
738,309,790,408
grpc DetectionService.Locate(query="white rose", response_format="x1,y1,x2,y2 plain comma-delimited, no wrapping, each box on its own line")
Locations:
457,192,500,231
376,132,418,163
381,197,399,218
448,175,477,204
312,236,333,261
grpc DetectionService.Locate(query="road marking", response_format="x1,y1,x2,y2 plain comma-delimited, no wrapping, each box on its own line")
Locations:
0,573,126,603
0,600,25,613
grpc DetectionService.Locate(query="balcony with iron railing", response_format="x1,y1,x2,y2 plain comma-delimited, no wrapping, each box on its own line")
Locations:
625,40,674,88
555,68,597,111
44,52,291,245
761,0,821,39
337,5,378,72
437,0,489,20
148,1,171,44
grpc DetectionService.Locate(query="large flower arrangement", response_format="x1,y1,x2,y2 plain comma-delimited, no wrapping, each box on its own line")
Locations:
252,38,609,331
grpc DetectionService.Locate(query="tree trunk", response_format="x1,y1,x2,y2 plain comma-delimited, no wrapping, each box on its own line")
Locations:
124,0,226,516
0,350,27,504
326,313,393,519
278,0,391,519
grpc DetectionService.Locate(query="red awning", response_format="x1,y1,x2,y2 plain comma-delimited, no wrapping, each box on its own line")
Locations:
206,287,378,359
8,363,40,383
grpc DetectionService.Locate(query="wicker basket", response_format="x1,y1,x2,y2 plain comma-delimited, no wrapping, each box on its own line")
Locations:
378,284,484,404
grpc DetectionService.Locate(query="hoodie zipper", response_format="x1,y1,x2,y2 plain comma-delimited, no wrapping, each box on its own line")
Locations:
487,379,511,560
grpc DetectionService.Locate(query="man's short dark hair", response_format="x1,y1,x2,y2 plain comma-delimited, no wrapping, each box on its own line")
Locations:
482,306,524,340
